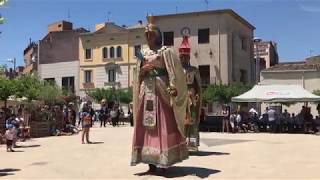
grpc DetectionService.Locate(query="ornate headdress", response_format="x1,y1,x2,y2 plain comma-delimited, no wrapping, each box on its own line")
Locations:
145,15,162,46
179,36,190,55
145,15,157,33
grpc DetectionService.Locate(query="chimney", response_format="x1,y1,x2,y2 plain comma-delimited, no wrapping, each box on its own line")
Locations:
95,23,105,31
48,21,73,32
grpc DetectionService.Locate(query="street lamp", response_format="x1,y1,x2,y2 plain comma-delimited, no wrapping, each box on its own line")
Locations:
7,57,16,78
7,57,16,70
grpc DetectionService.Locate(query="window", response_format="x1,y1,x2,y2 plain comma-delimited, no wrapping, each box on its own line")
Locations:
108,69,116,82
110,46,115,58
103,47,108,59
134,45,141,57
199,65,210,85
241,37,247,51
116,46,122,58
240,69,247,84
85,49,92,60
163,31,174,46
44,78,55,85
62,76,75,94
198,28,210,44
84,70,92,83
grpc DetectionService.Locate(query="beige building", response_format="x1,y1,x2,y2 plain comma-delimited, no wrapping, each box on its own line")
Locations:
260,55,320,115
79,22,146,97
253,40,279,82
152,9,255,85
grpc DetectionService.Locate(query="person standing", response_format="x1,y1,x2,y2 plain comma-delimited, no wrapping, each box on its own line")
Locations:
128,108,133,127
179,35,202,151
110,106,118,127
5,125,15,152
267,107,276,132
81,106,92,144
131,16,188,173
99,99,108,127
222,106,230,133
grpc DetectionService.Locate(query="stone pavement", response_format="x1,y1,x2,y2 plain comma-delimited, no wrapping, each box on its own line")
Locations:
1,125,320,179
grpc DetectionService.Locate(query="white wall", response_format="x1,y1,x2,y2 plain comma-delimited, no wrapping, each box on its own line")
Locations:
39,61,80,96
95,65,129,89
260,70,320,116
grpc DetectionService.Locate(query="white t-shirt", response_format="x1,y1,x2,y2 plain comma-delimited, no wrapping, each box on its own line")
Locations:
236,114,241,123
5,130,14,140
267,109,276,121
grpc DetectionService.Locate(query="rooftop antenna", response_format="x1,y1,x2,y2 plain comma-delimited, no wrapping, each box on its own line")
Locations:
107,11,111,22
310,49,314,57
204,0,209,10
67,8,71,20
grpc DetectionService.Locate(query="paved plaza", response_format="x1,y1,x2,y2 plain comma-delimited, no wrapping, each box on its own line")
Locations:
1,125,320,179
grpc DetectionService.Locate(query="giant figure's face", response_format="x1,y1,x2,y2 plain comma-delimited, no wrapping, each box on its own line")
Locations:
179,54,190,66
145,30,156,48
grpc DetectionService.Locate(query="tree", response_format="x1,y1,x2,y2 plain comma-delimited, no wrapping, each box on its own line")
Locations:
202,83,252,104
0,77,16,107
87,87,133,104
38,82,63,105
313,90,320,96
15,75,42,101
118,88,133,104
0,0,8,25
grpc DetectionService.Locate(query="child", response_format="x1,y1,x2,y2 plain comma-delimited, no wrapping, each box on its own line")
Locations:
81,107,92,144
5,125,15,152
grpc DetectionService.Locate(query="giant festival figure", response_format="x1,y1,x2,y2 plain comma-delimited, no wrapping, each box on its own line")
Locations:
179,36,202,151
131,16,189,173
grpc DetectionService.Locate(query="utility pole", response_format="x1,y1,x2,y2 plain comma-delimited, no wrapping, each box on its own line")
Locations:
204,0,209,10
107,11,111,22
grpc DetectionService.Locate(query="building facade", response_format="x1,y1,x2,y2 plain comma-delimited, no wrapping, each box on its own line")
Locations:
253,40,279,82
38,21,88,96
260,55,320,115
79,22,146,97
152,9,255,85
23,41,38,75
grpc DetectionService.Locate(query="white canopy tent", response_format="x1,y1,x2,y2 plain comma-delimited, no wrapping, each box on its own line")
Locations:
232,84,320,103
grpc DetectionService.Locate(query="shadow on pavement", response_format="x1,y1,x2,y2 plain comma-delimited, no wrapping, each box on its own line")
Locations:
29,161,48,166
12,150,24,152
201,138,254,147
135,166,220,178
89,142,104,144
0,168,21,177
189,151,230,156
15,144,41,148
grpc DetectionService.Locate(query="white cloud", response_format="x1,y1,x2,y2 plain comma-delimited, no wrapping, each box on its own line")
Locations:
300,5,320,13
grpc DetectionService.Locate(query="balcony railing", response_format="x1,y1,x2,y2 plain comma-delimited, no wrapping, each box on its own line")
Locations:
82,82,95,89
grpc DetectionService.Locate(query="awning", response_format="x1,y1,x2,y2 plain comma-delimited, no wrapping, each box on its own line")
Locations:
232,84,320,103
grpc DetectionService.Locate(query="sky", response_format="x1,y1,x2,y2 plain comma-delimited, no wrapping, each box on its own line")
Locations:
0,0,320,68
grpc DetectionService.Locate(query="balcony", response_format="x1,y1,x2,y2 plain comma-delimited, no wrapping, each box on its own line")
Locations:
82,82,95,89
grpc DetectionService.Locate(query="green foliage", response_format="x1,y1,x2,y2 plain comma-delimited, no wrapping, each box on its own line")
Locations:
118,88,133,104
313,90,320,96
0,0,8,6
38,82,63,105
0,77,17,106
87,87,133,104
202,83,252,104
15,75,42,101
